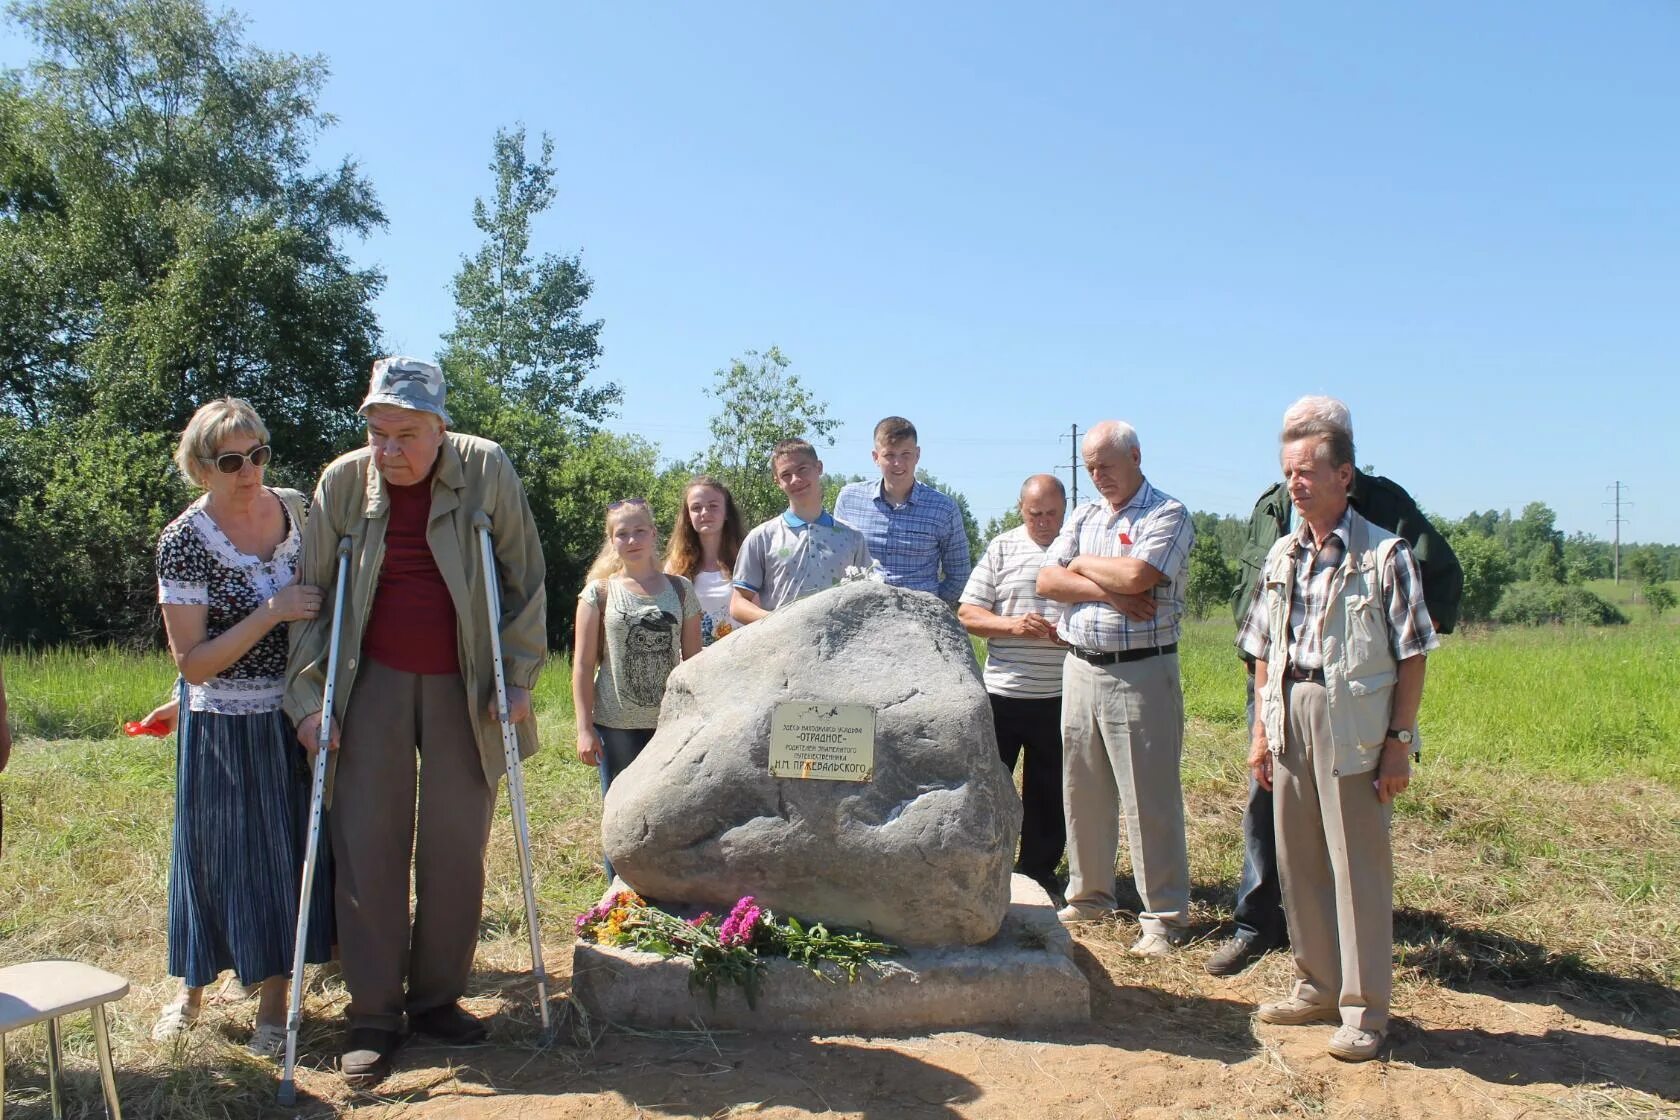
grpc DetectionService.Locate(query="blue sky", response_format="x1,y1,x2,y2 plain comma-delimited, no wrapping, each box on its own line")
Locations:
5,2,1677,540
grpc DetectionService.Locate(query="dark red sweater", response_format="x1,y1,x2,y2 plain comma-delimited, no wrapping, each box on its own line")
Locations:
363,477,460,675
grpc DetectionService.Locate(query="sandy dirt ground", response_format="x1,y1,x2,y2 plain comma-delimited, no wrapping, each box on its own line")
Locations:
309,927,1679,1120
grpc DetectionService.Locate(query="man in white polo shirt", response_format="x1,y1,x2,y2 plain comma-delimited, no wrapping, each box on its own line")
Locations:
959,474,1069,905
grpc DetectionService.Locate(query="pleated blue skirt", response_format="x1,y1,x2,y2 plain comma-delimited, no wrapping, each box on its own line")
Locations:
166,692,334,988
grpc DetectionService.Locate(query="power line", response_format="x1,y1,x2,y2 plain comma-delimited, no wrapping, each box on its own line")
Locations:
1057,424,1081,507
1606,481,1631,584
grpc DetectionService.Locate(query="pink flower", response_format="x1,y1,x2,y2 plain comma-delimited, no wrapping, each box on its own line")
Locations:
689,912,714,928
719,896,763,948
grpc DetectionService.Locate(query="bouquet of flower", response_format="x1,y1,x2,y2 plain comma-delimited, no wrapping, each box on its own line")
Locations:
576,892,900,1007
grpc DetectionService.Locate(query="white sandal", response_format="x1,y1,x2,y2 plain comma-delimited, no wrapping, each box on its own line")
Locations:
247,1021,287,1058
151,999,201,1041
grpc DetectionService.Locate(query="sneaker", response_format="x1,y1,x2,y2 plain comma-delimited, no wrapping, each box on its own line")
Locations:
1205,933,1272,976
406,1002,489,1045
1128,932,1182,958
1055,901,1112,925
341,1027,401,1086
1257,996,1339,1026
1327,1025,1384,1062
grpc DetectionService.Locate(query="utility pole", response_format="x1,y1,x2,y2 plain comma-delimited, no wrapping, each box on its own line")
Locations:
1058,424,1081,507
1606,482,1629,584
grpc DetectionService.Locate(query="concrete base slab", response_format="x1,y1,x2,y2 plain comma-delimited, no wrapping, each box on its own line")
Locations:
570,874,1090,1033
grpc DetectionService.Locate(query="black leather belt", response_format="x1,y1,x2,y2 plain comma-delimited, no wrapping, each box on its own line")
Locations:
1284,666,1325,683
1072,642,1177,666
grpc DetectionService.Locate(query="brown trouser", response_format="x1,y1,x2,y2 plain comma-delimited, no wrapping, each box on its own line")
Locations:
1061,652,1191,938
332,659,495,1032
1273,680,1393,1032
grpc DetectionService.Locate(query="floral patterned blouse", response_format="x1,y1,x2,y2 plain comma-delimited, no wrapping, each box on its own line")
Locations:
155,489,304,715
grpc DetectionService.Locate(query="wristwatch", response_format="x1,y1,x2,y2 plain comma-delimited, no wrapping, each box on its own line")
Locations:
1386,728,1415,745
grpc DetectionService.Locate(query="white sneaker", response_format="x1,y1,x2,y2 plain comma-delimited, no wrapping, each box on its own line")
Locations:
1055,902,1112,925
1327,1025,1384,1061
1128,932,1180,957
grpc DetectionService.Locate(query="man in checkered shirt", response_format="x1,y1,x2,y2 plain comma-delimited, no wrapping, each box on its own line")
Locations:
1036,420,1195,957
1235,417,1437,1063
834,417,970,606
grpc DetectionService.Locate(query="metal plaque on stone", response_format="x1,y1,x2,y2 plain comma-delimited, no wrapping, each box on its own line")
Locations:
768,702,876,782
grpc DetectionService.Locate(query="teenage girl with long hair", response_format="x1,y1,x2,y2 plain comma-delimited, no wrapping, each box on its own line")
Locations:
573,498,701,872
663,476,746,647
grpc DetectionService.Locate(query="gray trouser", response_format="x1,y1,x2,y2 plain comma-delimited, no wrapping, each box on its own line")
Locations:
1274,680,1393,1032
332,659,496,1032
1061,652,1190,938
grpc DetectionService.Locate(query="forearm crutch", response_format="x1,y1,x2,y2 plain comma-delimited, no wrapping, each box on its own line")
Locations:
279,535,352,1106
473,510,552,1030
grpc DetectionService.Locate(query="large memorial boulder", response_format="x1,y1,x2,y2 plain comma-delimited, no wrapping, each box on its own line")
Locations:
601,580,1021,947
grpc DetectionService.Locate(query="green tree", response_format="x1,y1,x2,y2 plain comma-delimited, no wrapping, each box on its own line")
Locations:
438,126,619,645
1626,547,1663,590
914,469,982,561
0,0,384,642
1511,502,1564,583
982,506,1024,543
1562,532,1610,584
1185,533,1237,622
1450,531,1517,624
701,346,839,524
1646,583,1676,619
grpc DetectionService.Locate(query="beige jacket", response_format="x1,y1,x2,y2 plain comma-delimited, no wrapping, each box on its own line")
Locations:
1256,510,1407,778
283,433,547,794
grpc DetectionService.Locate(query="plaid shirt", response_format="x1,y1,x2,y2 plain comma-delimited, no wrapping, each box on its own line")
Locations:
834,479,971,603
1045,478,1193,652
1236,506,1439,668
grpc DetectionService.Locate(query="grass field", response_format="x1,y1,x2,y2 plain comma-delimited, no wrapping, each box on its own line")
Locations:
1,617,1677,1116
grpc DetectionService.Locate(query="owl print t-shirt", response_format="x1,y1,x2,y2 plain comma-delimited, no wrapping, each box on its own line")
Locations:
582,575,701,729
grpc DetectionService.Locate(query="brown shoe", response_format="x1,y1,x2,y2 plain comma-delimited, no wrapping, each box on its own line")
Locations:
1257,996,1339,1026
1206,933,1273,976
407,1003,488,1045
341,1027,401,1087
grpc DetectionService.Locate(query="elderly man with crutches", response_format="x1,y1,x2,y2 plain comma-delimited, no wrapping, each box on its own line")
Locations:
283,357,547,1090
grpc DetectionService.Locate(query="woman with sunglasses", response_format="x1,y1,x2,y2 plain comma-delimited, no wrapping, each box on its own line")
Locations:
573,497,702,876
151,397,333,1056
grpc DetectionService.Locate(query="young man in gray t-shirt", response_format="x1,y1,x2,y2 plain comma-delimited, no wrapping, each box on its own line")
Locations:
732,439,872,624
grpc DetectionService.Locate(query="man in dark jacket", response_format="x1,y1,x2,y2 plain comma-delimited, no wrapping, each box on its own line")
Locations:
1207,395,1462,977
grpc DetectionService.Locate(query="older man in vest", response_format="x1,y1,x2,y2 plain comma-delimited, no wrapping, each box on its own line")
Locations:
1236,418,1437,1062
1210,395,1460,977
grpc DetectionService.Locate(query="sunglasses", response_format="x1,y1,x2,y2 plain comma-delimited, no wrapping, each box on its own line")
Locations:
198,444,273,474
607,497,650,510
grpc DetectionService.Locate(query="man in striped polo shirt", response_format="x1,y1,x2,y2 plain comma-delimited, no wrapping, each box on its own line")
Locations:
959,474,1070,906
1037,421,1195,957
834,417,971,607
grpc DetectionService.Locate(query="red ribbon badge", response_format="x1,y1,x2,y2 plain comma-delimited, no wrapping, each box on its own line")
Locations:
1119,532,1133,546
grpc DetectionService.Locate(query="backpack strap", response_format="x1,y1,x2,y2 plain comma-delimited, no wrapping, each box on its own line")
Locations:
593,580,608,667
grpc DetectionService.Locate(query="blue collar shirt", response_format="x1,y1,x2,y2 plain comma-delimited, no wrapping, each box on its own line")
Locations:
834,478,972,604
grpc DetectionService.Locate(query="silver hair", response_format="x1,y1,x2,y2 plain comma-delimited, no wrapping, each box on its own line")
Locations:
1282,395,1352,437
1082,420,1139,457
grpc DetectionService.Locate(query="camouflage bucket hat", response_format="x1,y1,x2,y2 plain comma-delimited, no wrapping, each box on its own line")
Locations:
359,356,451,425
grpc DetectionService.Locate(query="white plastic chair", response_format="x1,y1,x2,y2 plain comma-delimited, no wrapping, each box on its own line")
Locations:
0,961,127,1119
